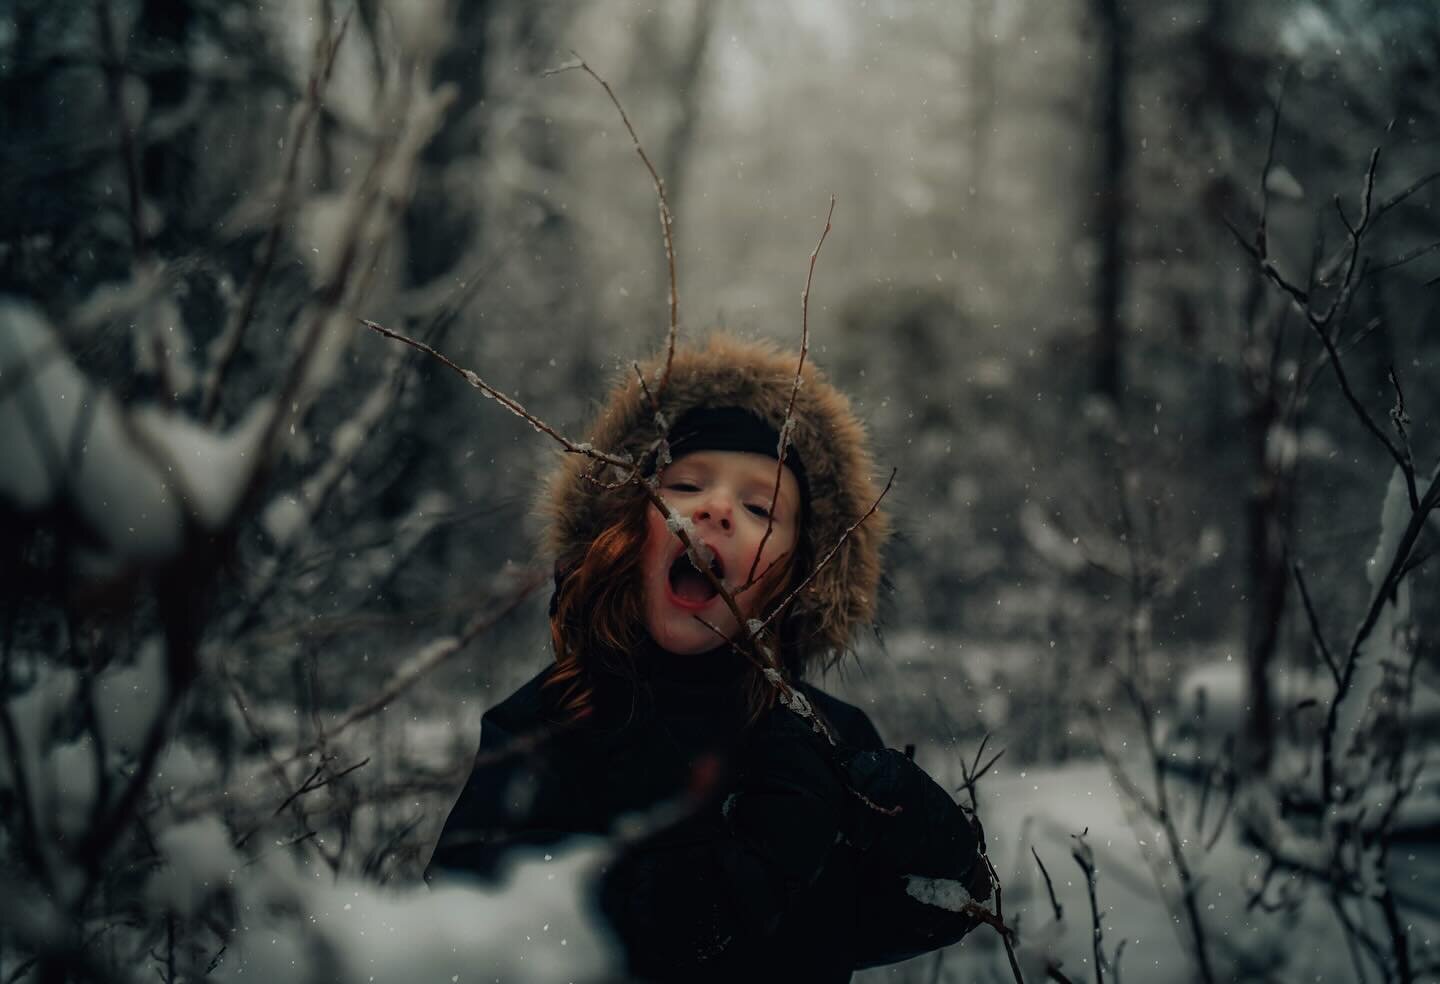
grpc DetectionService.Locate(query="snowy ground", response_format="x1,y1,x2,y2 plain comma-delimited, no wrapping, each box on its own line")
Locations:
858,753,1440,983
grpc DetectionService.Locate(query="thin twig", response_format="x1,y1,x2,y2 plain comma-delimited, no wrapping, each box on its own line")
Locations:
1373,166,1440,222
359,318,632,469
272,756,369,817
202,8,351,422
747,195,835,586
957,733,1005,811
1322,469,1440,797
314,567,545,747
1256,70,1288,260
980,855,1028,983
1387,366,1416,506
1032,846,1064,922
1233,141,1422,542
546,52,680,401
1364,238,1440,277
1375,847,1414,984
758,468,896,635
1292,560,1340,684
96,0,146,259
633,361,659,416
1072,829,1105,984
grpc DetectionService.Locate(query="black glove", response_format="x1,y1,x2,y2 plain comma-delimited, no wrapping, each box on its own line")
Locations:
840,747,992,967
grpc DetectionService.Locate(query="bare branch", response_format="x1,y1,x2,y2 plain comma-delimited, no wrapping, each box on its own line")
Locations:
747,195,836,586
317,567,546,746
1032,846,1064,922
271,756,369,817
1376,852,1415,984
1387,366,1417,509
359,318,632,469
1257,71,1289,260
758,467,896,635
633,361,659,416
1364,238,1440,277
1292,561,1340,685
1373,166,1440,222
957,732,1005,811
1071,829,1106,984
96,0,146,259
1322,469,1440,797
1223,215,1312,310
734,549,792,596
548,52,680,400
977,855,1029,984
1235,142,1417,505
202,8,352,422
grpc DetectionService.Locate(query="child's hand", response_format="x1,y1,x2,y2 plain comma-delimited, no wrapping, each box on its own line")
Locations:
841,747,989,891
839,746,993,967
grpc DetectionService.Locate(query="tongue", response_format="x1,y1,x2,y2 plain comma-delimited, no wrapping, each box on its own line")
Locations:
672,567,717,603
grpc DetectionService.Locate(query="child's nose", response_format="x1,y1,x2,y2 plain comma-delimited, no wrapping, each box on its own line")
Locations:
693,496,733,532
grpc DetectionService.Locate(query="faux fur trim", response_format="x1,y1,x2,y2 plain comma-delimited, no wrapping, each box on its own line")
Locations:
539,333,889,671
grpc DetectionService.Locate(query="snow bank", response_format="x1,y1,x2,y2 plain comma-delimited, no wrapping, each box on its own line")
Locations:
217,841,620,984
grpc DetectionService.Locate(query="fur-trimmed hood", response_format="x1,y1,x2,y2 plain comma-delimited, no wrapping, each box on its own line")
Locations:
540,333,889,672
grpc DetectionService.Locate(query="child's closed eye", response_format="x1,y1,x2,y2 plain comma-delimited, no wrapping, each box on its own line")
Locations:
745,503,772,518
666,481,701,493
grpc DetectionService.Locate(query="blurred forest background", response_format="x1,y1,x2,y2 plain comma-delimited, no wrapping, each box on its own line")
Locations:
2,0,1439,981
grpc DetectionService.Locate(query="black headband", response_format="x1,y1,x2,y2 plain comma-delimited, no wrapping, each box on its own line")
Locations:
665,406,810,507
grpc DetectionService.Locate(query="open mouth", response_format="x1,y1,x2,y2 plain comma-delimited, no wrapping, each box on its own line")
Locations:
667,546,724,606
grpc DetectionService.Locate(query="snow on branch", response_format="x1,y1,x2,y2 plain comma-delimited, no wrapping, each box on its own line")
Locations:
0,300,270,573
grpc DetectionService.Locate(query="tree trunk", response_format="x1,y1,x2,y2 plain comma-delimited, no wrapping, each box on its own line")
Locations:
1090,0,1130,409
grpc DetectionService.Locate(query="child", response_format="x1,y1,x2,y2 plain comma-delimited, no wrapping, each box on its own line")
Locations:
429,334,990,982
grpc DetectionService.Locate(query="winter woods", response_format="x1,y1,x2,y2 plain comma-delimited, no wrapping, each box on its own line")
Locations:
4,1,1440,983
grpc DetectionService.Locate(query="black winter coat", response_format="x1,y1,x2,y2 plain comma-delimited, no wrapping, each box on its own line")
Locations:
428,641,989,982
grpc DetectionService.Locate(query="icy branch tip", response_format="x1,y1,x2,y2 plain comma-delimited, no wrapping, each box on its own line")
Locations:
542,58,584,77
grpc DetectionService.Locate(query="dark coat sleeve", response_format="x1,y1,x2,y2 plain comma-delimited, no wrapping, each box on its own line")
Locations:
426,672,595,882
799,685,991,967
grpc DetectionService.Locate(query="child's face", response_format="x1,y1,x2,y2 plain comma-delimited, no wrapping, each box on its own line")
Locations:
641,449,802,655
